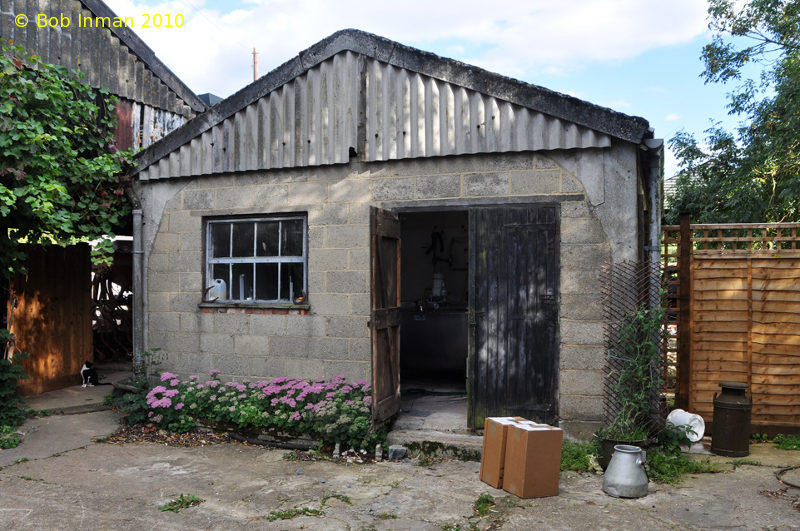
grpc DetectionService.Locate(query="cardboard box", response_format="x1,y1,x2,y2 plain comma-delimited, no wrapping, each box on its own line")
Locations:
479,417,524,488
502,421,563,498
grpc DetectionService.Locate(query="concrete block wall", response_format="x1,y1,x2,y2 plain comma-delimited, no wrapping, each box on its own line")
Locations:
141,149,635,435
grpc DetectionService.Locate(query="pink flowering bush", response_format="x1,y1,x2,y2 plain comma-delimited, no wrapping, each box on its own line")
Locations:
130,371,384,449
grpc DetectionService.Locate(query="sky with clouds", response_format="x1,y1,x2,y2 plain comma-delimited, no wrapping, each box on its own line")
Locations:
104,0,745,177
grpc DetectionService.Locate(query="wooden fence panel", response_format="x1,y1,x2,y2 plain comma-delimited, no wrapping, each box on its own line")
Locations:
664,221,800,433
8,244,92,395
689,254,800,430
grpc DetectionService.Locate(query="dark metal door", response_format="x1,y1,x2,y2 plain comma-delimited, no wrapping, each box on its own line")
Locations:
468,205,559,428
370,207,401,423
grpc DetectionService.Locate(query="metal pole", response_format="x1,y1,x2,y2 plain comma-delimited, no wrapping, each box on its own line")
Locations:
132,208,144,378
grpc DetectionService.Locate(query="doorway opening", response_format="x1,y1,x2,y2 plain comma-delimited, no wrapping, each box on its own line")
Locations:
396,210,469,431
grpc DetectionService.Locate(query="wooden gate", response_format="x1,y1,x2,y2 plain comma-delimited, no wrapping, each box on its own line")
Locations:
370,207,401,423
664,217,800,433
8,244,92,395
468,205,559,429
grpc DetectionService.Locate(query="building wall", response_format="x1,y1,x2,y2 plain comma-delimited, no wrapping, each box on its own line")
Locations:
137,147,638,436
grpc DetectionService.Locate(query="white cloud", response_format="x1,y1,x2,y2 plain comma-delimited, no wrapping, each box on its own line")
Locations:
104,0,710,98
665,113,681,121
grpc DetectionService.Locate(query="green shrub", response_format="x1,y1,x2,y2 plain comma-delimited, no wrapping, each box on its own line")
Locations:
774,433,800,450
0,331,29,428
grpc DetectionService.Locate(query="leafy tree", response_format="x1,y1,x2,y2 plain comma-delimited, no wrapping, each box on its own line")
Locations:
0,44,131,280
666,0,800,223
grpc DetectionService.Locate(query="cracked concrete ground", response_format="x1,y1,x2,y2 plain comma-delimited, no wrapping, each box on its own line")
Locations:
0,432,798,530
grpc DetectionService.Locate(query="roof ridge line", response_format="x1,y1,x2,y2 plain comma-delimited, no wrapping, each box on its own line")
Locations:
134,28,650,174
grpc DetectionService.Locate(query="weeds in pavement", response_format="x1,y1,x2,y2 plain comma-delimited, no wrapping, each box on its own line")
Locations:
377,512,397,519
159,493,204,513
729,459,762,466
473,493,495,517
14,458,28,464
647,451,720,484
267,507,324,521
321,493,351,505
775,433,800,450
0,425,21,449
561,440,598,471
417,455,435,467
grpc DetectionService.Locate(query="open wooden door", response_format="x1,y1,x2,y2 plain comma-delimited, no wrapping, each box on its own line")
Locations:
468,205,559,428
370,207,401,423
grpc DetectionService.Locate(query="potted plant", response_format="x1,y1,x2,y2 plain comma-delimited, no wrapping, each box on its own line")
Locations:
596,299,666,469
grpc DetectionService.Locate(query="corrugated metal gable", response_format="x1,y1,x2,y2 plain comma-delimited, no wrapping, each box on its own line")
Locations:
138,53,611,181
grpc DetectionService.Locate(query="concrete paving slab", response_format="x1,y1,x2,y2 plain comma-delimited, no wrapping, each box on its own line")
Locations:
24,370,131,415
0,440,797,530
0,410,122,467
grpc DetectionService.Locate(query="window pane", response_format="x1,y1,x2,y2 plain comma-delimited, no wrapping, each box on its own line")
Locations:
231,222,255,257
231,263,254,301
256,221,279,256
211,264,230,299
281,219,304,256
280,262,304,301
210,223,230,258
255,263,278,300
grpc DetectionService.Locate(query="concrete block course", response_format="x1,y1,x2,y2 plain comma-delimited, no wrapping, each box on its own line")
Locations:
249,314,288,336
215,314,250,335
330,179,371,203
560,345,605,370
149,312,179,332
182,189,213,210
326,316,368,338
325,224,369,248
416,175,460,198
200,333,235,355
289,182,328,204
559,369,605,394
326,271,367,293
509,170,560,195
308,293,350,315
463,172,508,196
559,394,604,420
561,320,604,346
287,315,327,337
373,177,415,200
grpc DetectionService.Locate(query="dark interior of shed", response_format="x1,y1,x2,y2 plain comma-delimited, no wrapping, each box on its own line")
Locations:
399,211,469,394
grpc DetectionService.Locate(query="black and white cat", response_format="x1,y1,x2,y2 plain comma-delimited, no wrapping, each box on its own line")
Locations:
81,362,111,387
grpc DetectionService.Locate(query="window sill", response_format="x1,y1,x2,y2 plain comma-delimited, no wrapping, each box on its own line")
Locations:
199,302,310,315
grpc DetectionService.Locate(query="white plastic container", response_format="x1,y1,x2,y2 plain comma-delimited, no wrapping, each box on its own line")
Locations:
666,408,705,442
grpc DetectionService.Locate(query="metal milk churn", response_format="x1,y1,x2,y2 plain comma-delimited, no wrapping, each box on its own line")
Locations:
711,381,752,457
602,445,648,498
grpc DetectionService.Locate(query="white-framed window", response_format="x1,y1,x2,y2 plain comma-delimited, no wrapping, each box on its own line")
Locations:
204,214,307,304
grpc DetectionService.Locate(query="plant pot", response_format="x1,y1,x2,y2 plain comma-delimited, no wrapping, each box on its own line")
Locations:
598,438,647,471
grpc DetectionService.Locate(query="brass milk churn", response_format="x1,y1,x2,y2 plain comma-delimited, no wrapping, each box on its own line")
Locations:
711,381,752,457
602,445,648,498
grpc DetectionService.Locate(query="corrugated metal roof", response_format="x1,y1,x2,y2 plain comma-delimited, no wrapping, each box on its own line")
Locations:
136,29,648,180
0,0,204,116
139,53,610,181
363,59,610,161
